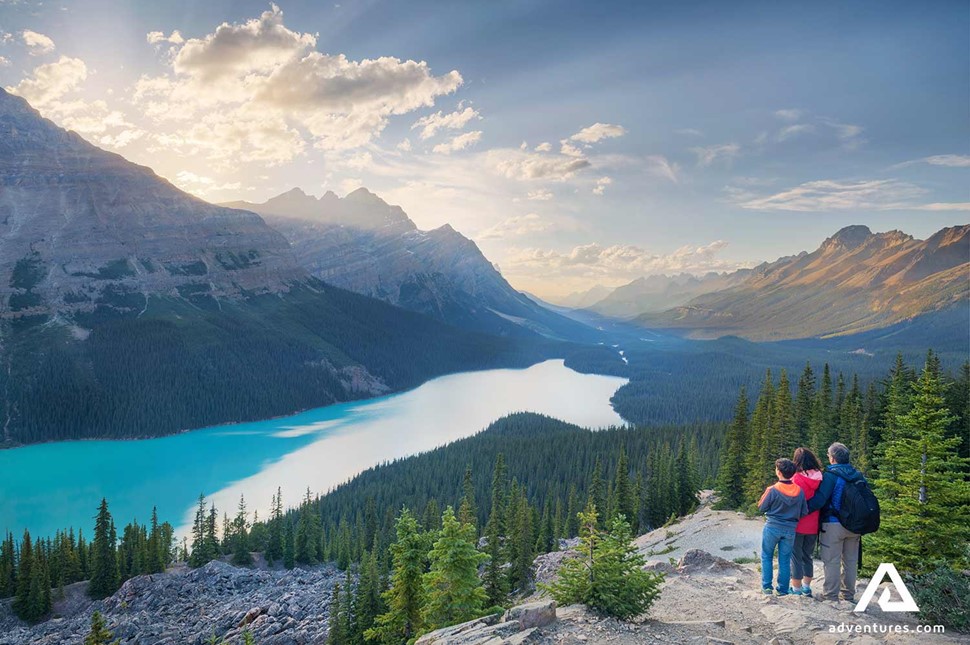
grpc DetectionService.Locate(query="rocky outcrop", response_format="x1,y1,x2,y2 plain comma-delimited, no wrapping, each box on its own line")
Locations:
0,88,304,319
226,189,598,341
0,560,341,645
415,600,556,645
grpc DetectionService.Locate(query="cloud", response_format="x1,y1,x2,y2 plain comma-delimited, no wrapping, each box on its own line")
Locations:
147,30,185,46
534,142,552,152
0,56,9,67
730,178,961,211
172,170,242,195
912,202,970,211
478,213,552,239
7,55,87,106
431,130,481,154
21,30,55,55
894,154,970,169
396,138,412,152
675,128,703,137
133,5,463,162
488,148,591,181
503,239,746,283
412,105,479,139
645,155,680,183
569,122,627,144
526,188,553,201
592,176,612,195
774,108,803,121
777,123,814,141
690,143,740,167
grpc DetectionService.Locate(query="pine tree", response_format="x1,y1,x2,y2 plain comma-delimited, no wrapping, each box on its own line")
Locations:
232,495,253,566
366,509,428,644
874,354,913,489
809,364,835,454
869,359,970,573
743,371,775,505
774,369,797,456
328,582,349,645
0,531,16,599
266,488,284,565
89,499,119,599
421,507,487,633
675,440,697,515
612,448,636,531
794,363,815,447
458,466,478,533
543,503,663,619
283,520,295,570
715,387,749,509
482,454,509,606
13,529,33,620
351,549,384,644
589,459,607,529
84,610,119,645
507,491,534,593
189,494,208,568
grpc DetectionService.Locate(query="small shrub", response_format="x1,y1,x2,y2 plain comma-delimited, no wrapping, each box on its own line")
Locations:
908,565,970,633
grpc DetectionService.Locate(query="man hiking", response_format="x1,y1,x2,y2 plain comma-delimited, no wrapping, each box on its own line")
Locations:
807,442,878,603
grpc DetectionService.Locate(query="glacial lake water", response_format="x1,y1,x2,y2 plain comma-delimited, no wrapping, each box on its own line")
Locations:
0,360,627,539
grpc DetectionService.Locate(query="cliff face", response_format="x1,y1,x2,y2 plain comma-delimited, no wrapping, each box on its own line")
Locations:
637,225,970,340
0,88,303,319
228,189,597,340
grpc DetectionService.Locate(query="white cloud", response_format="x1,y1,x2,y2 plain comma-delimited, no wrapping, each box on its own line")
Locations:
133,5,463,162
0,56,9,67
730,178,964,211
396,138,412,152
592,176,612,195
526,188,553,201
478,213,552,239
777,123,814,141
534,142,552,152
569,122,627,144
690,142,740,167
488,148,591,181
675,128,703,137
432,130,482,154
6,55,87,106
503,239,745,284
172,170,242,195
774,108,803,121
645,155,680,183
412,105,479,139
897,154,970,168
21,30,55,56
147,30,185,46
559,140,584,157
913,202,970,211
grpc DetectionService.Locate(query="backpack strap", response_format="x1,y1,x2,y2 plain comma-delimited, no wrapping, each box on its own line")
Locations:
826,467,862,484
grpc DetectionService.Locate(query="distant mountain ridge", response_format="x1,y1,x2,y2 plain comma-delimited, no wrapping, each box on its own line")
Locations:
636,224,970,340
225,189,597,341
587,271,753,318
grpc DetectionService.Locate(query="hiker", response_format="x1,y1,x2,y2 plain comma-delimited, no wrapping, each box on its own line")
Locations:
789,447,823,597
806,442,878,603
758,458,808,596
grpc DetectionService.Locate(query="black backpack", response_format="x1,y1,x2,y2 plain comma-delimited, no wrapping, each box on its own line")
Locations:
828,468,880,535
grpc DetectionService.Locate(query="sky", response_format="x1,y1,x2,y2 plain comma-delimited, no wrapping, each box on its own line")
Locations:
1,0,968,299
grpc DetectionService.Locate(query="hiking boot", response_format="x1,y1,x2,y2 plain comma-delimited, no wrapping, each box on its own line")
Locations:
788,586,803,596
762,587,773,595
801,585,813,598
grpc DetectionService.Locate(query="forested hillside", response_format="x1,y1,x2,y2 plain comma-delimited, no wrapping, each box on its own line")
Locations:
1,282,552,444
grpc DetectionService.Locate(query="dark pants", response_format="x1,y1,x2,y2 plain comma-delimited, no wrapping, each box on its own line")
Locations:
791,533,816,580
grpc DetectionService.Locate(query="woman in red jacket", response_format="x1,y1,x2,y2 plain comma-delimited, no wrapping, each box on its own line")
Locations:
790,447,823,596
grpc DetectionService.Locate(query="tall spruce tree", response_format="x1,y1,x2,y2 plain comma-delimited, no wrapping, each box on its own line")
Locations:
482,454,509,606
365,509,428,644
715,387,749,509
421,507,487,633
869,358,970,573
89,499,118,599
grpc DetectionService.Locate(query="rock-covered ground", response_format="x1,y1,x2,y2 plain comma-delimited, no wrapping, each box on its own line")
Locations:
0,560,341,645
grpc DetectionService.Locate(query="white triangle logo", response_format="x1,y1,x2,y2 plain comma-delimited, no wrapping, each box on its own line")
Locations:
853,563,920,613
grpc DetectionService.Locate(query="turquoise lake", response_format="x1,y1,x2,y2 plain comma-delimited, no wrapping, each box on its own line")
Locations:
0,360,627,539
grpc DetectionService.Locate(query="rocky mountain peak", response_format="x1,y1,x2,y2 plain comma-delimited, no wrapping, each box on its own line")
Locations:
820,225,873,252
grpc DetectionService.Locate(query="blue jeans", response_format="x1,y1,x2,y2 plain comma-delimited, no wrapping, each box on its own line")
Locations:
761,525,795,592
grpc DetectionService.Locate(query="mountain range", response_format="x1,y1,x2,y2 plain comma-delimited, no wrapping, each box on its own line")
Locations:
633,224,969,340
0,88,550,445
586,271,753,318
223,189,596,341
